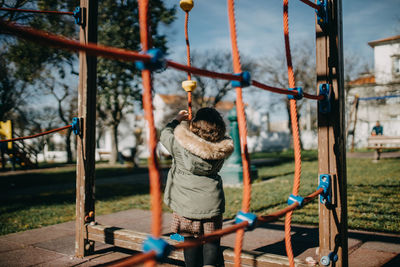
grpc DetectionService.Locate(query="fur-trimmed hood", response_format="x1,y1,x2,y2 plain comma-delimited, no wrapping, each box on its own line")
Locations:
174,122,234,160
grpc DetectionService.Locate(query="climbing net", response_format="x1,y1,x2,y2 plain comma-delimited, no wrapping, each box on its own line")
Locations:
0,0,333,266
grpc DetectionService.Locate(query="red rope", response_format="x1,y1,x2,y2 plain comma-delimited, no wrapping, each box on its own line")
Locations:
0,7,73,15
184,12,192,81
0,125,72,143
258,188,323,222
109,251,157,267
184,11,193,120
304,91,324,100
0,20,324,101
138,4,162,267
111,188,324,266
1,4,327,267
166,60,240,81
0,20,151,62
298,0,321,10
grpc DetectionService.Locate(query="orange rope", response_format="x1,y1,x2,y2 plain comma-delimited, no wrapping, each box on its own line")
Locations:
184,11,193,120
227,0,252,266
138,2,162,267
0,125,72,142
283,0,302,266
1,5,328,267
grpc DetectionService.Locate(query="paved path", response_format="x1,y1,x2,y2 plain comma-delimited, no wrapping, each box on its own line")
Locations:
0,208,399,267
0,169,169,200
1,155,400,266
346,151,400,159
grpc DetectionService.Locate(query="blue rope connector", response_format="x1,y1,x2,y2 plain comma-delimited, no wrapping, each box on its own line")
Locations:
71,117,80,135
73,7,83,25
231,71,251,88
170,233,184,242
287,194,304,208
287,87,303,100
235,211,257,230
142,236,171,261
318,83,331,114
318,174,332,205
135,48,166,72
316,0,329,29
329,252,338,262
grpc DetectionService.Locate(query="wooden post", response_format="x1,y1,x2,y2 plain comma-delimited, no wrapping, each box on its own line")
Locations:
315,0,348,266
75,0,98,258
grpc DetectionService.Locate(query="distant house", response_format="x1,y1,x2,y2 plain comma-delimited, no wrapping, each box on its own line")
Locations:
38,92,295,163
154,94,294,153
347,35,400,148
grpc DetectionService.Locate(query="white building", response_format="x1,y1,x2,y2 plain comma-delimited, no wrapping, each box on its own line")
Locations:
347,35,400,148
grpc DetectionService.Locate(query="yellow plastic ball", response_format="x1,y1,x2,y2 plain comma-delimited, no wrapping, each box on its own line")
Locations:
180,0,194,12
182,80,197,92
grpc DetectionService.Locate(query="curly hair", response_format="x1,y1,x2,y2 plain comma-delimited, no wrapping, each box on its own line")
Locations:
190,107,226,142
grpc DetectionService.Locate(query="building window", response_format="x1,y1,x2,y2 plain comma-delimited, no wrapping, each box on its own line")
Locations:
393,56,400,76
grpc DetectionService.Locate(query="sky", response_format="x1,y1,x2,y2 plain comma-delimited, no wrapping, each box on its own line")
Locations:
157,0,400,121
162,0,400,65
32,0,400,121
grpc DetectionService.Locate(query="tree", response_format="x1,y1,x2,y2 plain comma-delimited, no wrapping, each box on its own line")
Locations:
260,41,370,150
344,52,370,95
156,49,257,121
0,54,28,121
2,0,176,165
260,43,317,144
96,0,176,164
41,75,77,163
1,0,79,164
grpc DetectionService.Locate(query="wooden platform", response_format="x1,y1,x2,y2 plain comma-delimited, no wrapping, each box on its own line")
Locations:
86,223,309,267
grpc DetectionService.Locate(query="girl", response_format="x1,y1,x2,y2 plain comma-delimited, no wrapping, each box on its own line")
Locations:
160,107,233,267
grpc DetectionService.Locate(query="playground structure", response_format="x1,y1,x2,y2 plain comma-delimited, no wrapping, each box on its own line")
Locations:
0,0,348,266
0,120,38,169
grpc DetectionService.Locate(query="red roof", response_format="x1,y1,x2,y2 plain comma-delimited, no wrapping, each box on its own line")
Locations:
347,74,375,86
368,35,400,47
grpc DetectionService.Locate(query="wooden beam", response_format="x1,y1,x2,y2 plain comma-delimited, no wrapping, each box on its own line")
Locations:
75,0,98,258
86,224,309,267
315,0,348,266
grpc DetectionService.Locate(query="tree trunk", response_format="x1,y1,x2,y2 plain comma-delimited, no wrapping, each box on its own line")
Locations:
109,124,118,164
65,129,73,163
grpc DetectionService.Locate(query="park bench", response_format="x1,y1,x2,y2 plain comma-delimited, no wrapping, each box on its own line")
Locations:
96,149,111,161
367,136,400,160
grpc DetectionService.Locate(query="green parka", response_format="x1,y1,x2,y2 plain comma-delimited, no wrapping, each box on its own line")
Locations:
160,120,234,219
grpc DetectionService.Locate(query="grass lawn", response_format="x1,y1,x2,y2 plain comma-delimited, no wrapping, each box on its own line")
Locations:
1,151,399,235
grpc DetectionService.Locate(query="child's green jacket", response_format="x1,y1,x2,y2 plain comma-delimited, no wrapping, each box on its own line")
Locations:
160,120,234,219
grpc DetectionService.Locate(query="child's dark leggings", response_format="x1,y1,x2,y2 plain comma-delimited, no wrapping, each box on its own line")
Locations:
183,238,222,267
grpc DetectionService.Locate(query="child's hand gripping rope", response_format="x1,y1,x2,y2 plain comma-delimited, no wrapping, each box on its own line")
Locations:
175,110,189,122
